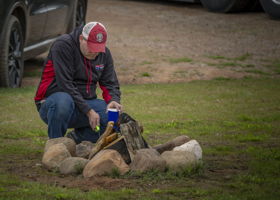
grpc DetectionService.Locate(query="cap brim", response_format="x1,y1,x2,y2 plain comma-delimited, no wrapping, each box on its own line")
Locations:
87,42,105,53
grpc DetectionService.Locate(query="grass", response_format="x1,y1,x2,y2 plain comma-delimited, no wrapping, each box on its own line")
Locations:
23,70,42,77
263,59,280,68
275,69,280,74
0,173,137,200
1,78,280,199
206,61,256,69
207,53,252,62
205,55,279,77
218,62,239,67
141,72,151,77
213,77,233,81
206,53,260,72
244,69,270,75
140,61,153,65
233,53,252,61
169,57,192,63
241,64,255,68
207,55,226,60
263,59,280,74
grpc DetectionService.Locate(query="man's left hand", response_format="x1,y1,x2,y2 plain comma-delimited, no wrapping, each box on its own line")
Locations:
107,101,122,112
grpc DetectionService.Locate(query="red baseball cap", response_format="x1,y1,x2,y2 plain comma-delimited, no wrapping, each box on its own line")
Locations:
82,22,107,53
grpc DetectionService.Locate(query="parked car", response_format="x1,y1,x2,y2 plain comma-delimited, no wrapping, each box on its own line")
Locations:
0,0,88,88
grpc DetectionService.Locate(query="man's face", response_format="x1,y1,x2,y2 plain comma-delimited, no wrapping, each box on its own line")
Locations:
79,35,99,60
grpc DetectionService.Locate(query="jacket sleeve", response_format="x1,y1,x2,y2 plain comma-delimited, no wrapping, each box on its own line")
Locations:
99,48,121,104
51,41,91,114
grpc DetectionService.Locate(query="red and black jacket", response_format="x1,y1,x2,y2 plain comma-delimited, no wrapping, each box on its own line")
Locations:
34,26,121,114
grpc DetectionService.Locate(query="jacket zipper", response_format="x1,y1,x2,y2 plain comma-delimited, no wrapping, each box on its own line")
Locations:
84,58,92,95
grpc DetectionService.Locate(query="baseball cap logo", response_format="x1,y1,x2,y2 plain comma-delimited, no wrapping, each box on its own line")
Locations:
96,33,103,43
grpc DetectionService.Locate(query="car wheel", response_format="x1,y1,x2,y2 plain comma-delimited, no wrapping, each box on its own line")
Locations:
0,15,24,88
75,0,86,27
67,0,86,33
200,0,252,13
260,0,280,19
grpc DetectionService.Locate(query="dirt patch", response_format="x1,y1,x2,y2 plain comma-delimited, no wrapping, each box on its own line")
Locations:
22,0,280,87
0,142,246,191
3,154,133,191
33,175,132,191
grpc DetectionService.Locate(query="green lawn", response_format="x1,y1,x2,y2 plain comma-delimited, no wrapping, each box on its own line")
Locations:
0,78,280,200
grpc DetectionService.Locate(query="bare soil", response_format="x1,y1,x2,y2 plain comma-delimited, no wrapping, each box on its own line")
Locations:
22,0,280,87
3,152,132,191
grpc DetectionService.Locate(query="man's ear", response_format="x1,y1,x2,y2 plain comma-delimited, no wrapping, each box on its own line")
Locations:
79,34,83,42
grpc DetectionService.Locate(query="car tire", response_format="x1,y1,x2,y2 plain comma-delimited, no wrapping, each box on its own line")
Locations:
67,0,86,32
244,0,262,11
75,0,86,27
260,0,280,19
0,15,24,88
200,0,252,13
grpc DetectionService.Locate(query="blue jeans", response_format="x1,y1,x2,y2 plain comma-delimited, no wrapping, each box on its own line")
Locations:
38,92,108,143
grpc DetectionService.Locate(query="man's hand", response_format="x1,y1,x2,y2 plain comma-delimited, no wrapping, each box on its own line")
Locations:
87,109,100,131
107,101,122,112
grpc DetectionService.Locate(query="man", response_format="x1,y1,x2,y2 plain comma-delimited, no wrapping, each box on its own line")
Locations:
34,22,121,144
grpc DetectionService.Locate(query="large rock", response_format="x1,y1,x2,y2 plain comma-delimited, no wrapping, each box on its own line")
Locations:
130,148,166,172
83,149,130,178
173,139,202,160
44,137,76,156
42,143,71,170
153,135,190,154
76,141,94,158
59,157,89,175
161,150,197,171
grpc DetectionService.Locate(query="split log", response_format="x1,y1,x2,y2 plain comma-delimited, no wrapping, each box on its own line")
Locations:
89,121,114,159
153,135,190,154
103,136,131,164
96,121,114,144
120,120,149,161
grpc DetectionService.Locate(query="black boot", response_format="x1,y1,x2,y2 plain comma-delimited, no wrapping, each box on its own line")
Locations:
65,130,80,144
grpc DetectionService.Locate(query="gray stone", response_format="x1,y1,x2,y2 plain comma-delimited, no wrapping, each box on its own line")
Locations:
130,148,166,172
173,139,202,160
59,157,89,175
83,149,130,178
42,143,71,170
153,135,190,154
76,141,94,158
161,150,197,171
44,137,76,156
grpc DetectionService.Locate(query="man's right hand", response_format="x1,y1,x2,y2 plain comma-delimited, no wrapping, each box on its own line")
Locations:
87,109,100,131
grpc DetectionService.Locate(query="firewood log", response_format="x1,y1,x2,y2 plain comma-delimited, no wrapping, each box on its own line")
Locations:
89,121,114,159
